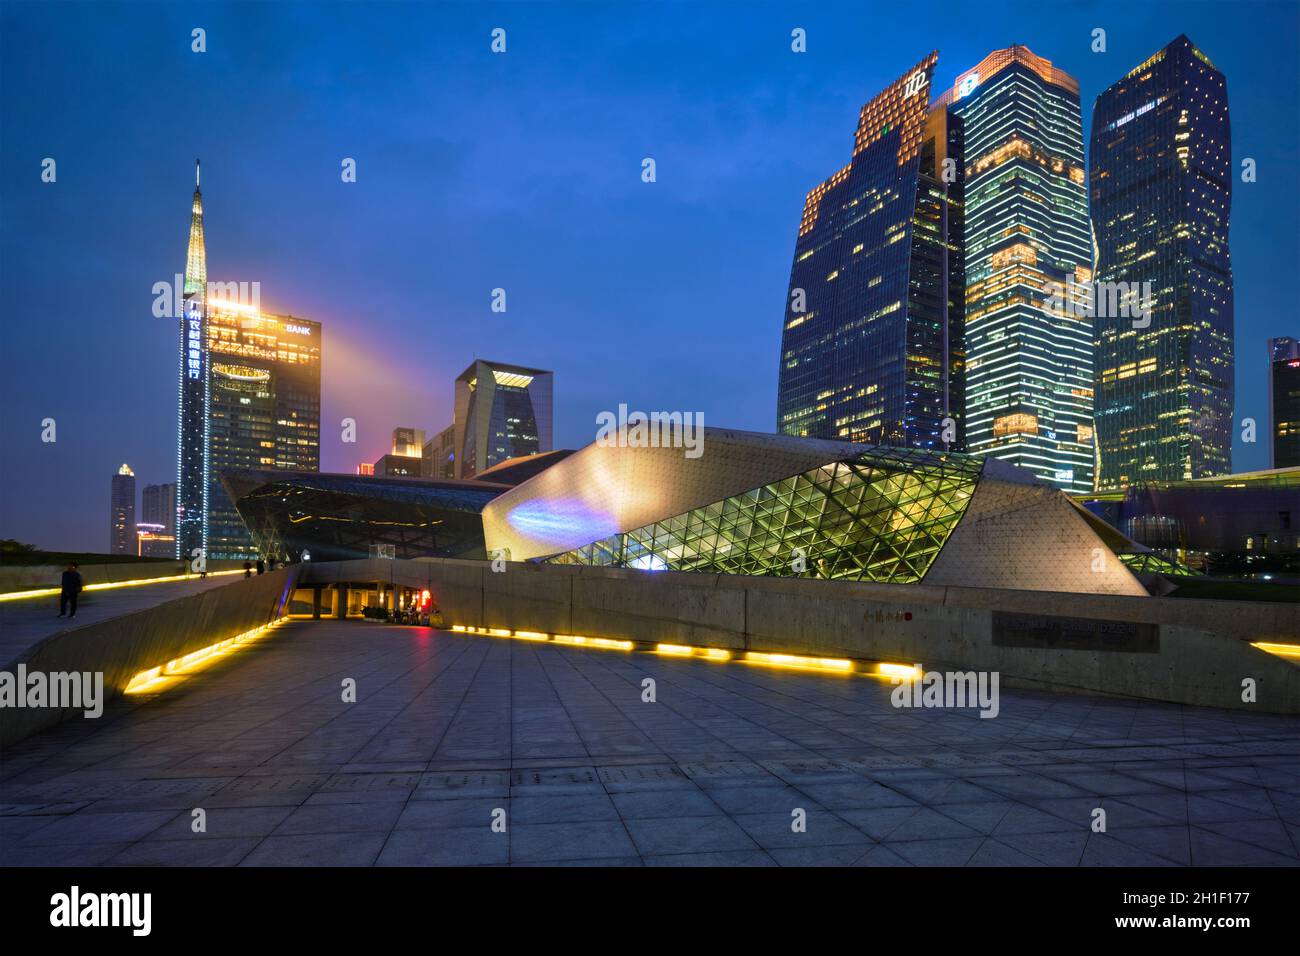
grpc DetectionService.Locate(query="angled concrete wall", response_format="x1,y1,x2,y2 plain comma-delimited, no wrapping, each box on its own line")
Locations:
300,558,1300,714
0,567,299,747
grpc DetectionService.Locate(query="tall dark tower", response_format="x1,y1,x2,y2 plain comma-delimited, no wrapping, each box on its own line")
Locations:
176,160,208,561
776,52,965,451
1091,36,1234,488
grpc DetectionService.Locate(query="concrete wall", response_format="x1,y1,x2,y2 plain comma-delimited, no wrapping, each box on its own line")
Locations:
0,567,299,747
300,558,1300,714
0,560,246,593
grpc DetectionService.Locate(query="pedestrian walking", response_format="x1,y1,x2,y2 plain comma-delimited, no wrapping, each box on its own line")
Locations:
256,557,265,575
243,560,253,578
57,563,82,619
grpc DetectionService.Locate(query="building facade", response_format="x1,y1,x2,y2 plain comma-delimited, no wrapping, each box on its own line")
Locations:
424,424,456,478
941,47,1094,493
204,299,321,558
176,161,208,561
141,482,177,537
453,360,552,479
1091,36,1233,489
776,53,966,450
1271,337,1300,469
109,464,136,555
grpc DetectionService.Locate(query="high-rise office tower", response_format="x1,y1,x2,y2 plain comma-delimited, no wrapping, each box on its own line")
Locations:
110,463,136,555
777,52,966,449
141,482,177,537
453,360,552,478
176,161,208,560
1271,337,1300,468
205,299,321,558
940,46,1094,493
1091,36,1233,489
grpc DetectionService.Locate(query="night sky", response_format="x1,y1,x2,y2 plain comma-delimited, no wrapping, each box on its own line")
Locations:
2,0,1297,552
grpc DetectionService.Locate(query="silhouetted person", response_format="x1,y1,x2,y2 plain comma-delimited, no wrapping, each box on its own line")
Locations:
267,556,276,572
57,563,82,618
256,558,265,575
243,560,253,578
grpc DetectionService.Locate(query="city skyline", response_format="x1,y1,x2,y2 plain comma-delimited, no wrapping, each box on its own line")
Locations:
3,2,1298,551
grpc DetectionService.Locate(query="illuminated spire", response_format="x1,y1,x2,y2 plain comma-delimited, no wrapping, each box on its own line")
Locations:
184,159,206,298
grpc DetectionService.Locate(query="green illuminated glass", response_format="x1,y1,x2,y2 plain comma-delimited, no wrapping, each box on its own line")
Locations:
544,448,982,584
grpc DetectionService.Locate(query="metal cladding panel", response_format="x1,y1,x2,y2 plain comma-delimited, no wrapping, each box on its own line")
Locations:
922,476,1149,595
482,428,867,561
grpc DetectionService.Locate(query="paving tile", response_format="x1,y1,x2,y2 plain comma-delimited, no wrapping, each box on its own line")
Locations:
624,816,759,856
509,821,637,863
376,826,508,866
241,832,387,866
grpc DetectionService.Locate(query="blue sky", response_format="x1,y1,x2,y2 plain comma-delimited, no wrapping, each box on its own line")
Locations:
2,0,1297,551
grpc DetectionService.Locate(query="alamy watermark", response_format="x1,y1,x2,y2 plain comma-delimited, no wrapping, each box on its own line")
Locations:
890,668,1000,719
1046,276,1153,329
0,665,103,718
596,404,704,459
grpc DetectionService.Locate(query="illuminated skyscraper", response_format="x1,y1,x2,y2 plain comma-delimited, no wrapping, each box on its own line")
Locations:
1271,337,1300,469
940,46,1094,493
1091,36,1234,488
109,464,136,555
176,160,208,561
776,53,966,449
141,482,176,537
205,299,321,558
453,360,552,478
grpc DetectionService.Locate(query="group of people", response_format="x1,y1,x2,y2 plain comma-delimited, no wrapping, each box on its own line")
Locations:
242,555,280,578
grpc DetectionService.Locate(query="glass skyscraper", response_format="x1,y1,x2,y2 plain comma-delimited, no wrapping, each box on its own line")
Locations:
1091,36,1234,489
776,52,966,450
453,360,552,478
205,300,321,559
941,46,1094,493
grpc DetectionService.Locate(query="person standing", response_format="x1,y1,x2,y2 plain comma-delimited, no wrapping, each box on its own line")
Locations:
57,563,82,618
256,557,265,575
242,560,253,578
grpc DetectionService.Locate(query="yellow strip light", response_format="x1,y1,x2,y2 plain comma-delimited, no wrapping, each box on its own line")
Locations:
0,569,244,603
655,644,732,662
1252,642,1300,661
744,651,853,674
875,662,922,680
124,618,285,695
553,635,634,651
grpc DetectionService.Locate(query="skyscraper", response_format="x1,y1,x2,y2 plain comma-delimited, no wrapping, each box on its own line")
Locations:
1091,36,1234,488
453,360,552,478
176,160,208,561
373,427,425,476
141,482,177,537
109,464,136,555
1271,337,1300,468
776,52,966,449
941,46,1094,493
205,299,321,559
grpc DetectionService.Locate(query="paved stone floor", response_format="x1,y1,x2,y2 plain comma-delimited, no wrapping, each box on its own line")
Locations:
0,574,243,666
1,620,1298,866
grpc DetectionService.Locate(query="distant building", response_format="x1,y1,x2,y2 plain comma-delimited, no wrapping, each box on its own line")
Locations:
1080,468,1299,575
424,424,455,478
776,52,966,451
1271,337,1300,468
135,522,175,558
453,360,552,478
176,161,208,561
205,300,321,559
1091,36,1234,488
373,428,425,477
110,464,136,555
356,462,375,476
141,483,176,537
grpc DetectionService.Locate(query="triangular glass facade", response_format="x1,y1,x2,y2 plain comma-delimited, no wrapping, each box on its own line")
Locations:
543,448,983,584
